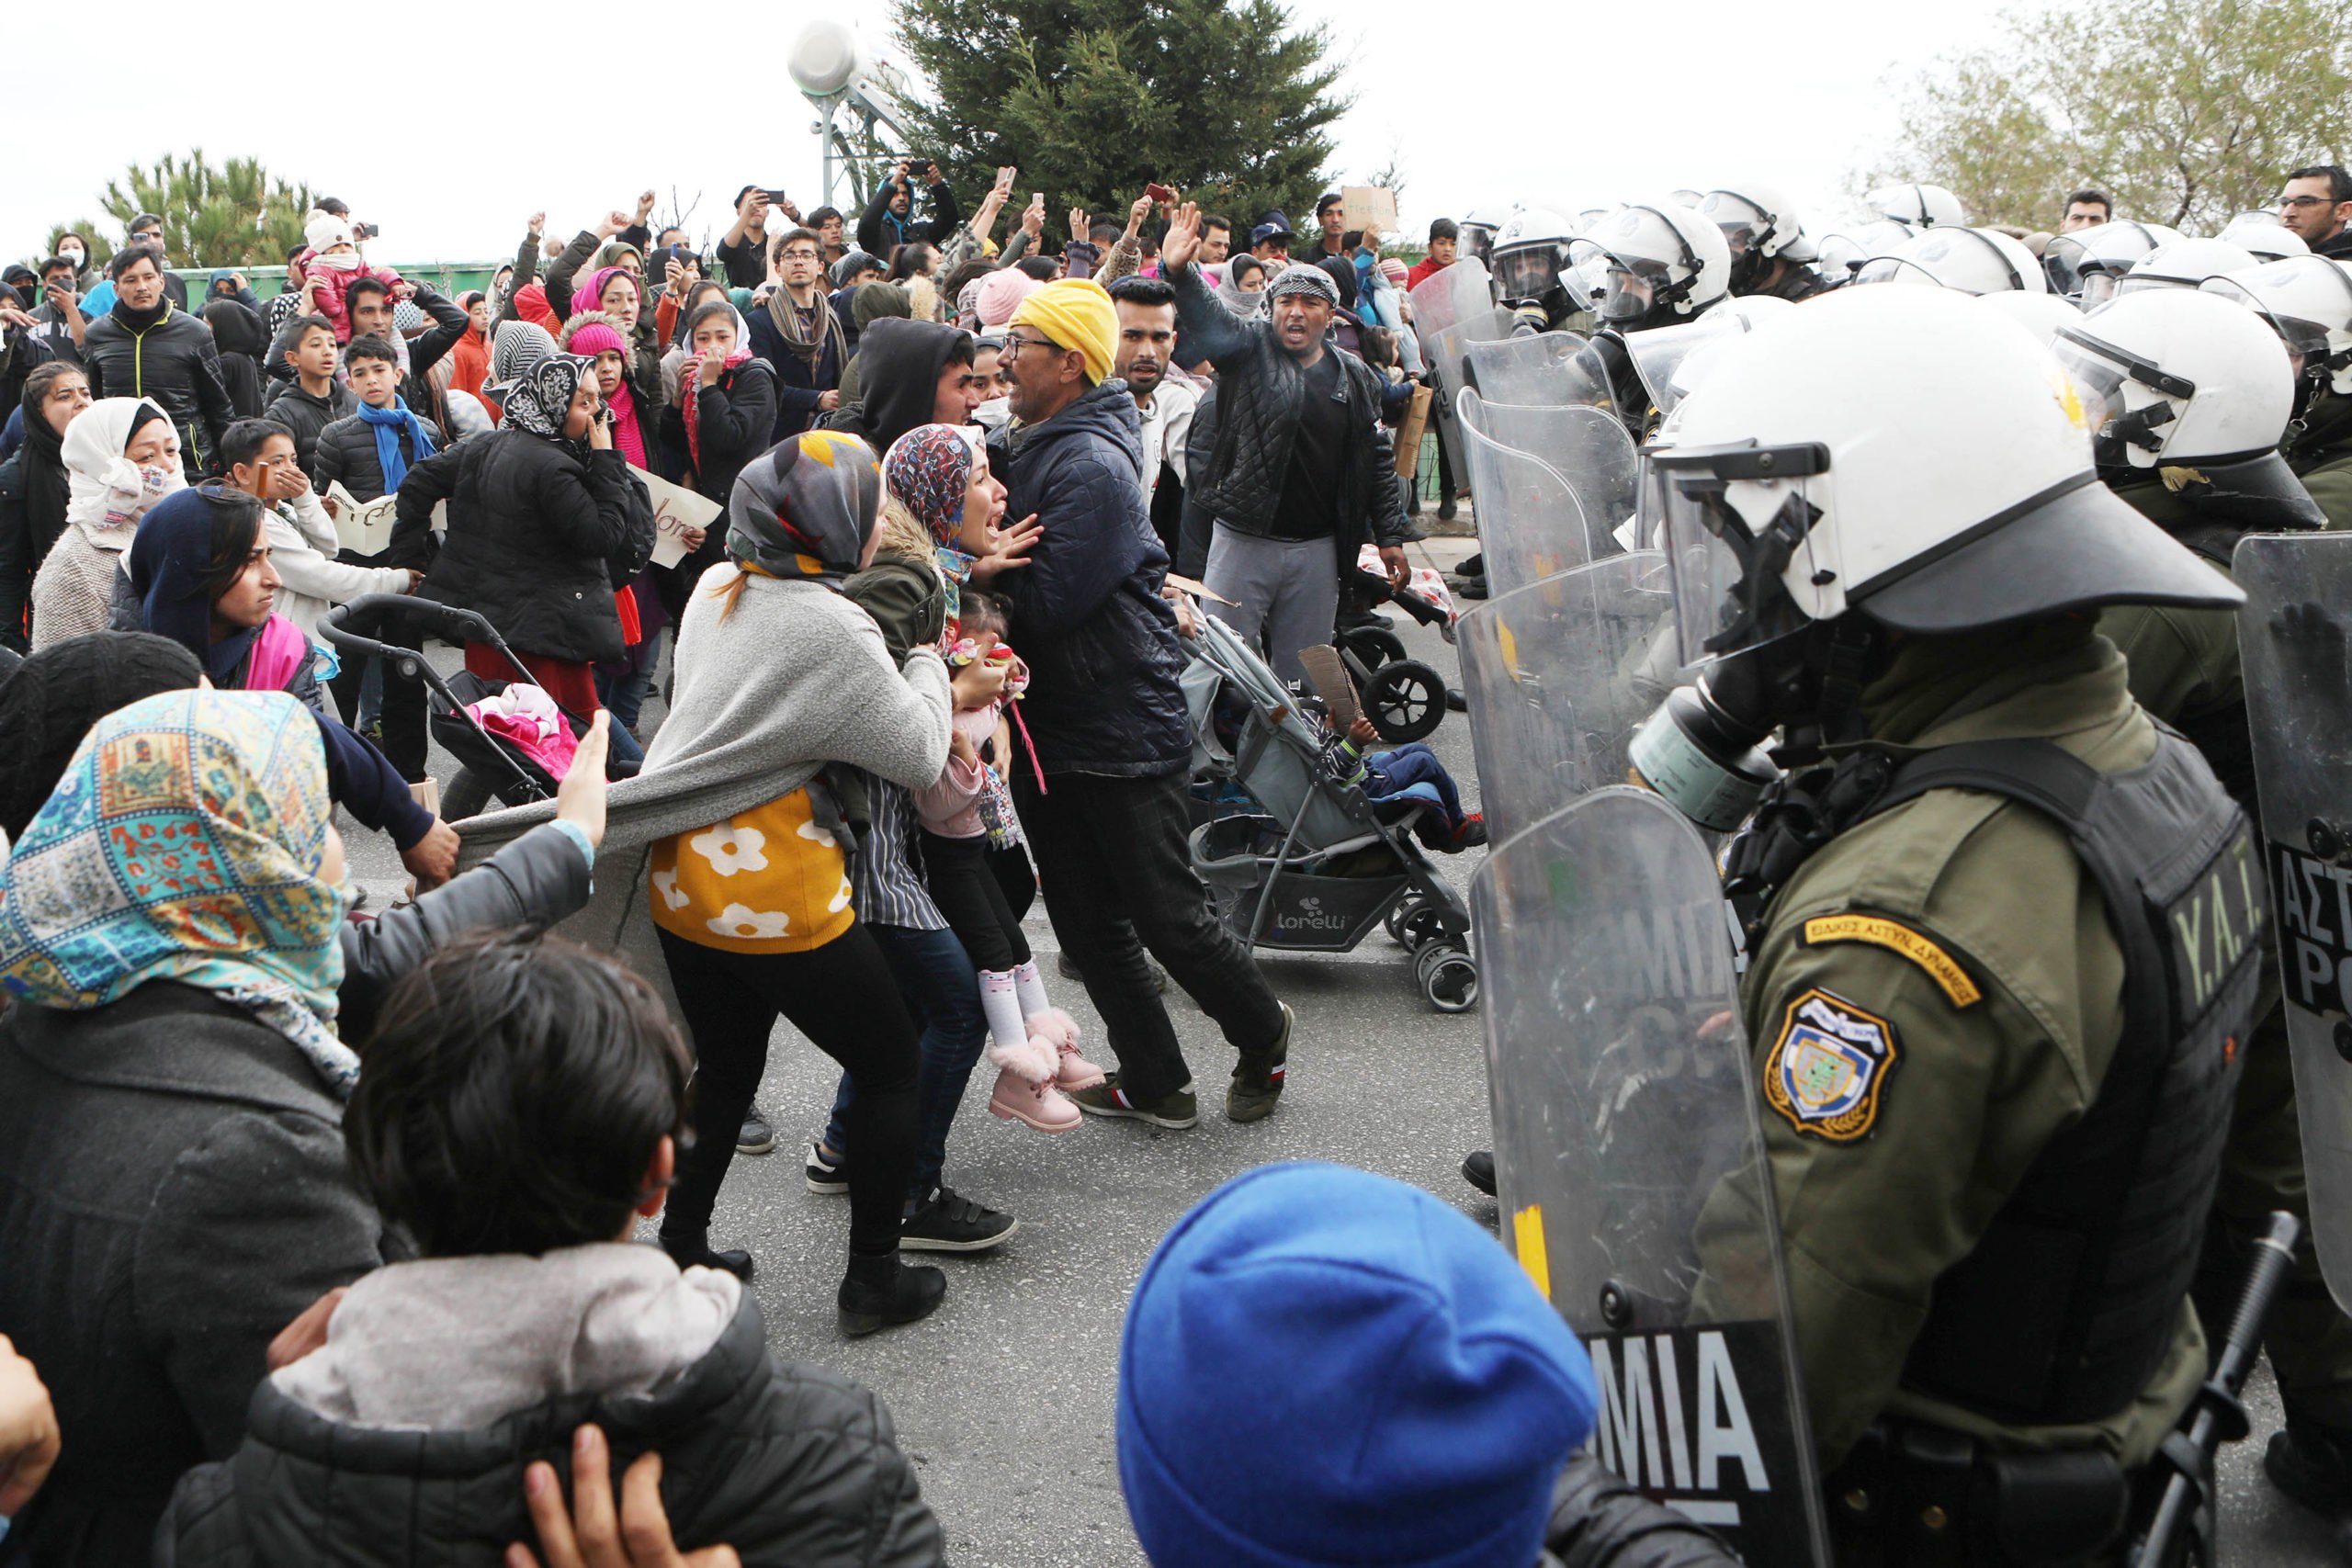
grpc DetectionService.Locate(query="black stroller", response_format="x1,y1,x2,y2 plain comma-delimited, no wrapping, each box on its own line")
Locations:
319,593,634,820
1333,566,1453,744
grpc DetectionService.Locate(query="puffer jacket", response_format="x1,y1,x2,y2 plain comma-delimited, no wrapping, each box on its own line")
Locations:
81,301,235,479
261,378,356,487
389,429,655,665
992,378,1190,778
312,407,447,502
1167,261,1408,557
155,1292,944,1568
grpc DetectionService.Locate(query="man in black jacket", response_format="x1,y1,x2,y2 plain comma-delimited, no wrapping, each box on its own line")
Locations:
1162,204,1410,685
859,161,962,261
993,279,1292,1132
821,316,989,454
2280,164,2352,260
81,245,233,479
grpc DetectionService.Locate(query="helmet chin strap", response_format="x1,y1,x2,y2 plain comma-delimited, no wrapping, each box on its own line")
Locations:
2098,400,2177,466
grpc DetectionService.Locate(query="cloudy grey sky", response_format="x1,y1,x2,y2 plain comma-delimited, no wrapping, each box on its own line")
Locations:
6,0,2029,266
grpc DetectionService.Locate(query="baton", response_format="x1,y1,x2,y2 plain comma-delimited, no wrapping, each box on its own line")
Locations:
2129,1210,2301,1568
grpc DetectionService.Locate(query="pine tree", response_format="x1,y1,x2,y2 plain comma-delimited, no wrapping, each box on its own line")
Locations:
892,0,1348,235
95,152,319,269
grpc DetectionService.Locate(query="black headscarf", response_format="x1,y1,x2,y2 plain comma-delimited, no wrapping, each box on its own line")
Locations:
15,371,74,566
203,299,269,419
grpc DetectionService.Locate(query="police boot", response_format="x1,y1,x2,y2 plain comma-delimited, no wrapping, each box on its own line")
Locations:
2265,1414,2352,1512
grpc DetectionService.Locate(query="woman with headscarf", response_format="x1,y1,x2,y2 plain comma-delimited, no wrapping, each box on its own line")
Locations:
552,265,666,439
390,354,654,744
201,299,270,419
0,687,394,1562
1216,252,1269,319
127,485,322,711
0,363,92,651
28,397,185,649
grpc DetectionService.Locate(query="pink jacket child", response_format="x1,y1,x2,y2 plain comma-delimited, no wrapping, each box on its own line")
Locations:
299,212,401,344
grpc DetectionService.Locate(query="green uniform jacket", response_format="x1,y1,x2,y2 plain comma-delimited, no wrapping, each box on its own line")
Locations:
2289,389,2352,532
1744,620,2206,1472
2096,477,2240,728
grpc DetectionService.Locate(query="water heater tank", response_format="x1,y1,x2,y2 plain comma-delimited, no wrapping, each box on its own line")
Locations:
789,19,866,99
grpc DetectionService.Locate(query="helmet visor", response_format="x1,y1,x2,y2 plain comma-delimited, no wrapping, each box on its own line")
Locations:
1853,256,1946,289
1648,443,1837,666
2043,237,2090,298
2077,268,2122,309
1495,246,1563,303
1699,192,1771,255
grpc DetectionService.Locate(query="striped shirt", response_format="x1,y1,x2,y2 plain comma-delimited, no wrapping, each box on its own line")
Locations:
850,774,947,932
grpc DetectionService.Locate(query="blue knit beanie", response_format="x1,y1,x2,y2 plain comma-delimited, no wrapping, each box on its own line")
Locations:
1117,1162,1599,1568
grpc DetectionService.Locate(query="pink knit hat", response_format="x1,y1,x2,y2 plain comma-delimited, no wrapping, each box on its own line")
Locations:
1378,257,1410,286
976,267,1044,328
565,321,628,359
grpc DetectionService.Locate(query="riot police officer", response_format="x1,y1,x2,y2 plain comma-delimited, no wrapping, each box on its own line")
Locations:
1489,208,1596,336
1623,286,2262,1559
2214,254,2352,529
1567,201,1732,438
2064,287,2352,1516
1700,183,1831,302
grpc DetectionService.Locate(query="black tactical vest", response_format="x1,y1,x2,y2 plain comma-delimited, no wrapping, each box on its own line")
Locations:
1729,729,2264,1425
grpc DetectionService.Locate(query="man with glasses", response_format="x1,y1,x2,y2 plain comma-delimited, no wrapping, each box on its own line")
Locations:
747,229,847,443
992,277,1295,1132
2279,164,2352,258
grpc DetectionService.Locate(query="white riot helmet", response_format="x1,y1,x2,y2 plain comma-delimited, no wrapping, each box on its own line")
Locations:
1490,207,1584,310
1864,182,1968,231
1629,295,1797,424
1629,287,2234,828
1854,227,2048,294
2200,254,2352,394
1569,200,1732,330
2218,211,2311,262
1973,289,2083,348
1810,231,1869,282
2053,288,2298,471
1699,182,1800,290
1461,205,1513,265
2043,220,2179,304
2114,237,2260,296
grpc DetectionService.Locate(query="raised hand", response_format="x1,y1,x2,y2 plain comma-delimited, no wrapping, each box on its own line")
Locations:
1160,202,1204,272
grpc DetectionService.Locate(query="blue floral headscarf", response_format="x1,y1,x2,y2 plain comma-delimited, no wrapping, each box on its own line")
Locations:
0,689,356,1093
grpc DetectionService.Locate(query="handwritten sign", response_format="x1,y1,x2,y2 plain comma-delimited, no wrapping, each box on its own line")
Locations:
1340,185,1398,238
635,466,724,570
325,483,399,557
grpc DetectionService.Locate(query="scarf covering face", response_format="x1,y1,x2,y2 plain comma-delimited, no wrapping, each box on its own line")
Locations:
681,342,756,475
0,688,355,1094
725,430,882,589
765,267,848,367
502,355,592,441
563,321,645,467
356,395,438,491
61,398,182,541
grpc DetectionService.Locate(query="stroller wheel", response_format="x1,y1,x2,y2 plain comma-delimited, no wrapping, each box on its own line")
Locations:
1340,625,1408,671
1397,904,1450,953
441,767,495,822
1417,944,1479,1012
1385,897,1424,945
1363,660,1446,744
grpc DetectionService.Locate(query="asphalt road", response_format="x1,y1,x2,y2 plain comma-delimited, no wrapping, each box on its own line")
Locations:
343,534,2345,1567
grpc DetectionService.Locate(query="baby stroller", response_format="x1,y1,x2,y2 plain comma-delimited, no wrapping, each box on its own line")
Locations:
1333,565,1453,744
1181,607,1478,1011
319,593,633,821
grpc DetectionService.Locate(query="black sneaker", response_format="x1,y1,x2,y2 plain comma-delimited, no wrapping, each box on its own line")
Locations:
805,1142,848,1195
738,1104,777,1156
1461,1150,1496,1196
2266,1417,2352,1512
900,1185,1018,1252
1057,949,1170,993
1227,1002,1294,1123
837,1254,946,1337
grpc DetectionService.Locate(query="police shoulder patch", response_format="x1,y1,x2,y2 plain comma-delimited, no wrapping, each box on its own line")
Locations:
1800,914,1982,1008
1763,988,1899,1144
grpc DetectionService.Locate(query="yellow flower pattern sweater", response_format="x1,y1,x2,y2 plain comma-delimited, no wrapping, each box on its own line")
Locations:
650,789,857,954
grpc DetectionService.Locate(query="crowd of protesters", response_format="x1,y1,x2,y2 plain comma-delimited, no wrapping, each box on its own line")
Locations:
8,152,2352,1568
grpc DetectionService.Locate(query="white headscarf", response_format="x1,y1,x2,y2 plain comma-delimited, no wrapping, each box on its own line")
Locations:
60,397,185,544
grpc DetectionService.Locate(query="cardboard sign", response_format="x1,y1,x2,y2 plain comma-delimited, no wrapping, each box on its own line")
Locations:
636,467,724,570
1296,644,1362,731
1340,185,1398,238
325,483,399,557
1393,382,1433,479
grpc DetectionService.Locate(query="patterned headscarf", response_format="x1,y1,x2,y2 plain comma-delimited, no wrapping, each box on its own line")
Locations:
501,355,592,441
725,430,883,590
884,423,982,546
0,690,355,1094
492,320,559,385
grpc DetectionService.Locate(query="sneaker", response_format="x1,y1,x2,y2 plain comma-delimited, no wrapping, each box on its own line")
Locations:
836,1254,946,1337
1437,498,1459,523
1461,1150,1497,1196
988,1066,1084,1132
805,1141,848,1195
1227,1001,1294,1123
737,1104,777,1156
1453,814,1488,850
900,1185,1019,1253
2266,1418,2352,1512
1057,948,1170,993
1070,1074,1199,1129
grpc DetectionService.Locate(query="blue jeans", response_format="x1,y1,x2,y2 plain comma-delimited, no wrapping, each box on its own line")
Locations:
1366,743,1462,829
598,626,662,733
822,923,989,1206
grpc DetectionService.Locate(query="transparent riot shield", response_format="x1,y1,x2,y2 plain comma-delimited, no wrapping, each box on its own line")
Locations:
1476,787,1828,1565
2234,532,2352,1310
1457,388,1641,590
1412,259,1508,488
1454,553,1676,843
1463,330,1610,408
